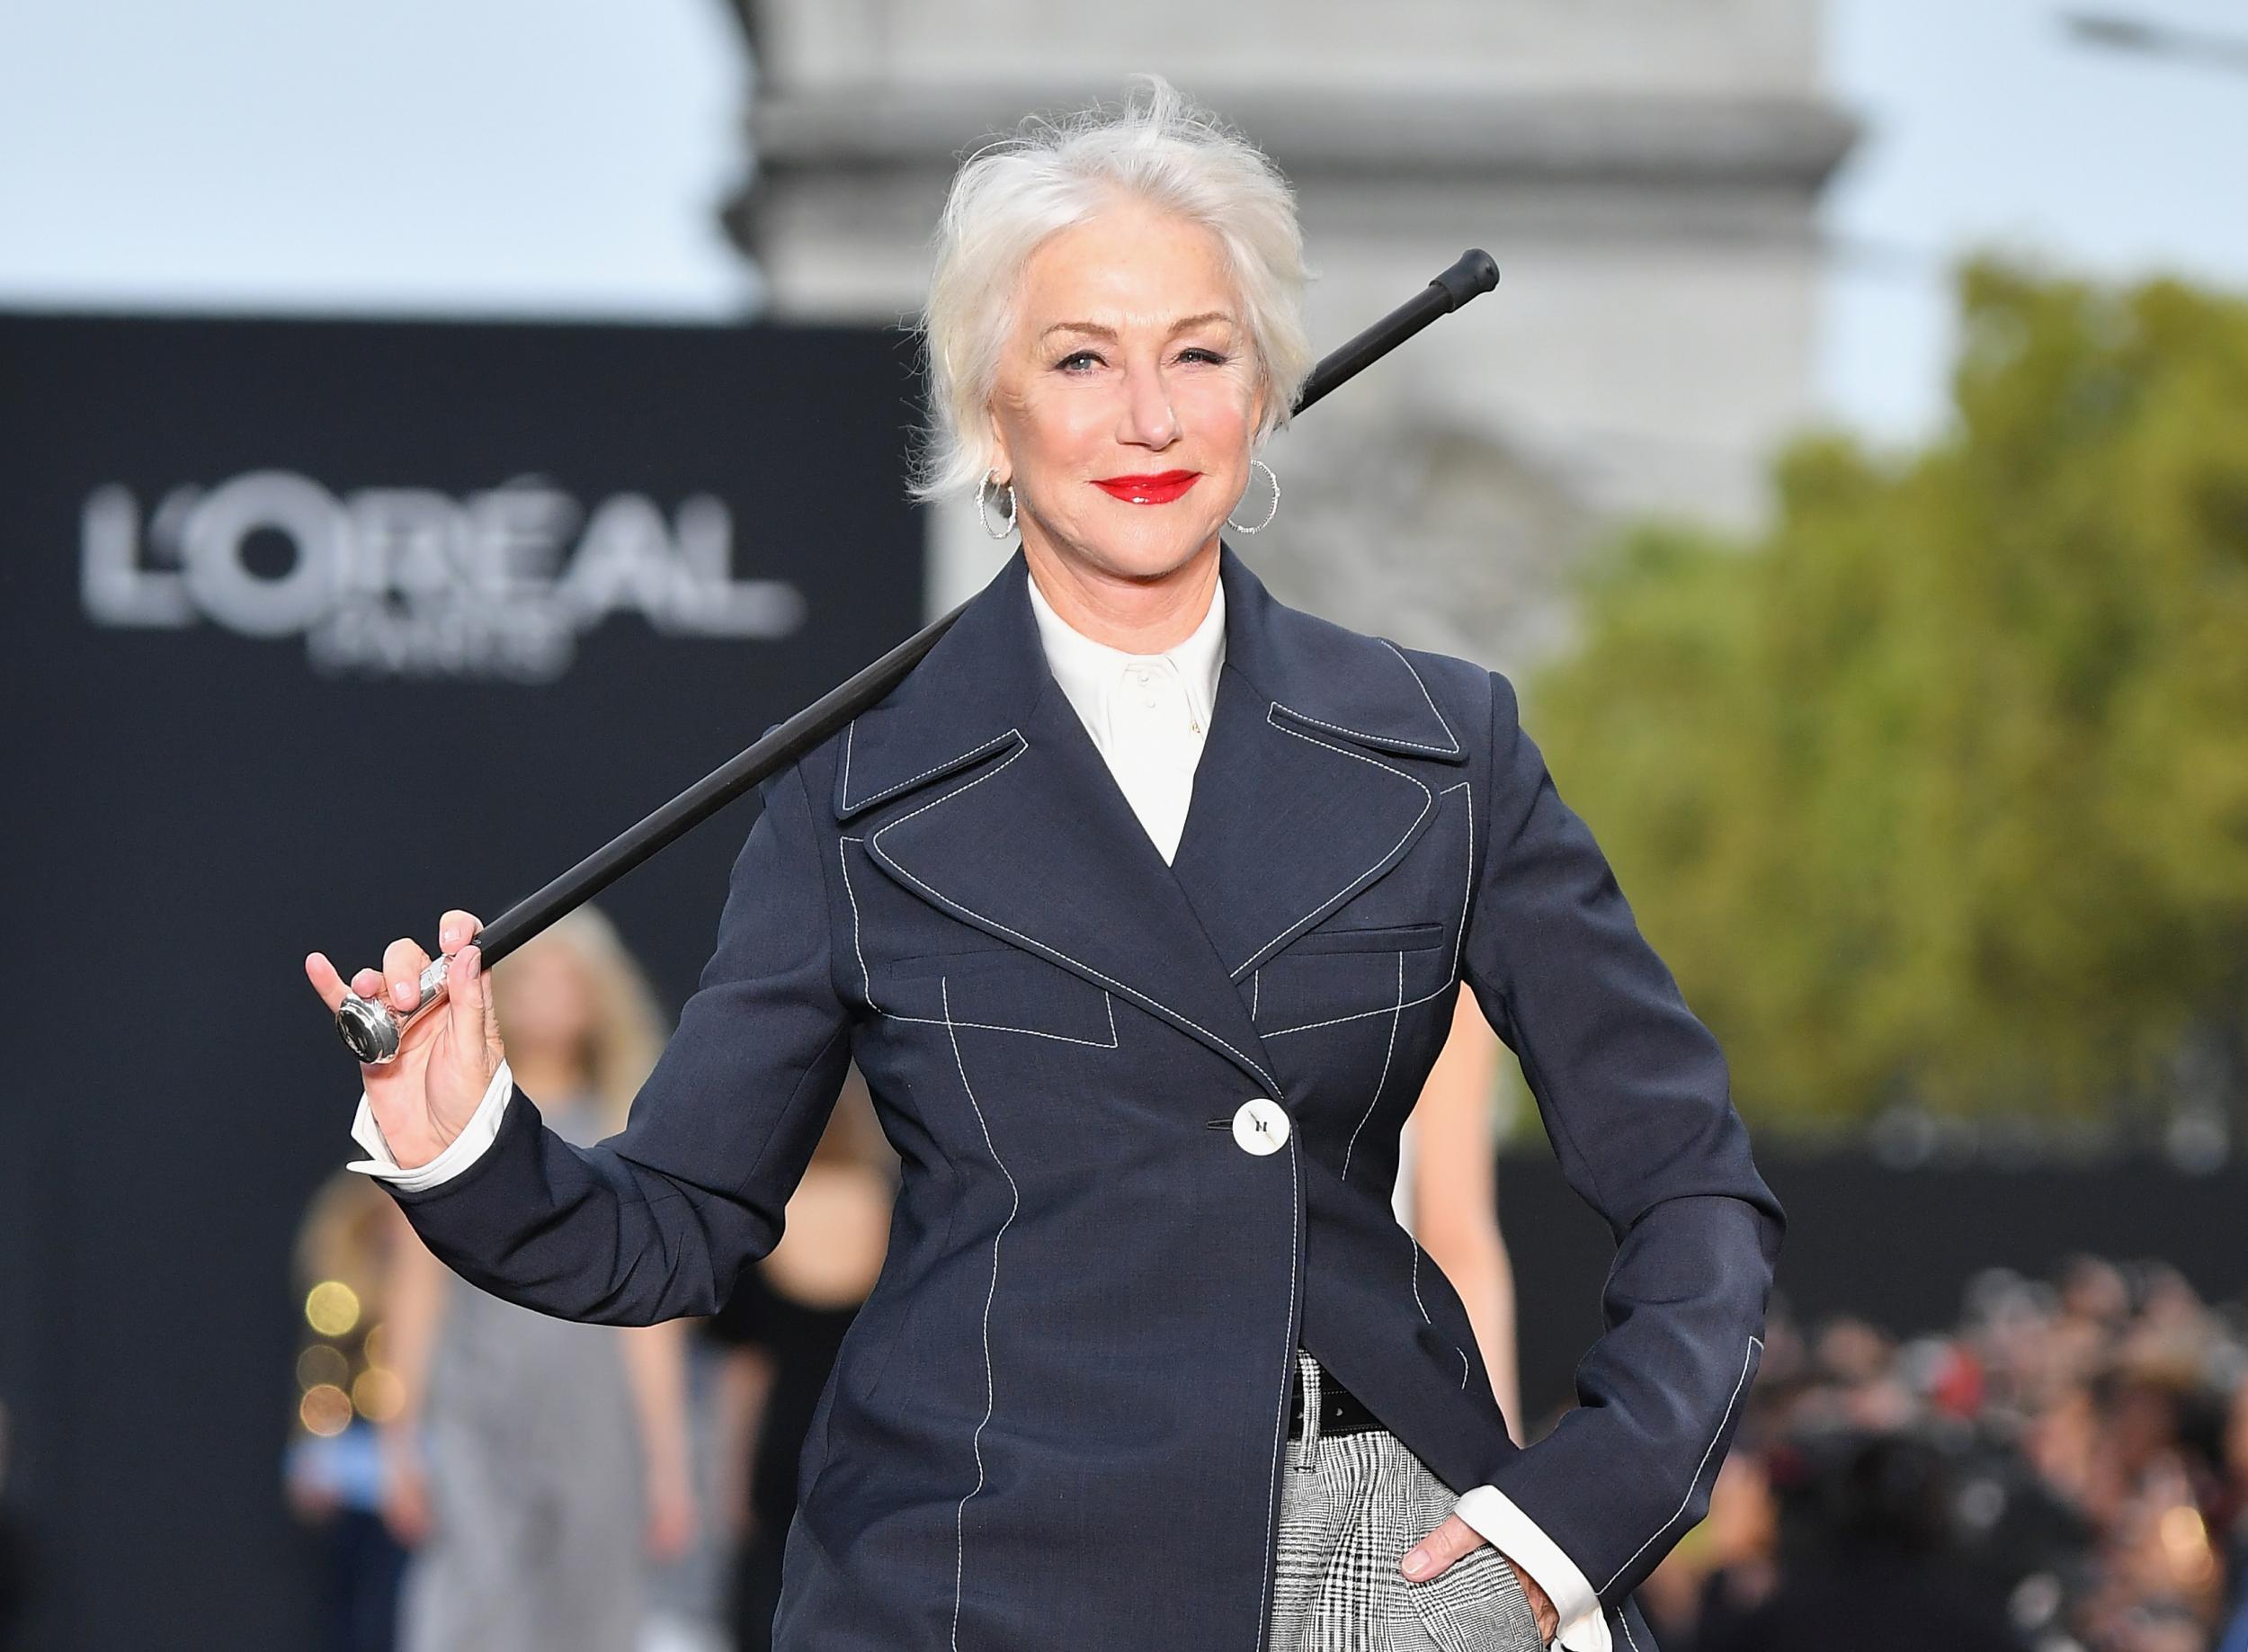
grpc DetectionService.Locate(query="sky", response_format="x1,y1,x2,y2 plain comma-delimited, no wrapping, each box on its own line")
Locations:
1820,0,2248,439
3,0,2246,444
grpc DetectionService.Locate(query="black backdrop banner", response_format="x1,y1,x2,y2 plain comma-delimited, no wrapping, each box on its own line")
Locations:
0,313,923,1648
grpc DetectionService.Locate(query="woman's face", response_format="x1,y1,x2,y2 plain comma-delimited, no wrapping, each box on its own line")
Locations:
986,198,1267,584
492,937,596,1061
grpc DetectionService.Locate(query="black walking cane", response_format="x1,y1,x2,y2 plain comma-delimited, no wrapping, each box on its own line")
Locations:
335,248,1502,1064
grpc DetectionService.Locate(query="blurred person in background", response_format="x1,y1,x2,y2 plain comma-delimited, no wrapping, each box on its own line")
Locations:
702,1073,893,1652
375,907,699,1652
1397,987,1524,1442
283,1170,416,1652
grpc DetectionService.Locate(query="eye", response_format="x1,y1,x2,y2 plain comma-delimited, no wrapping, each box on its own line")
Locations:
1178,347,1230,365
1055,349,1105,371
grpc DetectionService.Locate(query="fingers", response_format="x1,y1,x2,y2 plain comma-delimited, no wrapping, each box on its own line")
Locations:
438,913,491,1058
383,935,433,1011
304,951,349,1012
445,942,490,1061
1399,1513,1485,1581
309,909,484,1025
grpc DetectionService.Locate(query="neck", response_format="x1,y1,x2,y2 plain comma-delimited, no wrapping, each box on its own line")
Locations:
1021,535,1219,653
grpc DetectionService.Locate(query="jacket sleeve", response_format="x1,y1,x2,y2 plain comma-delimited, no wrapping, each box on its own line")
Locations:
1456,668,1785,1612
348,1058,515,1189
377,757,856,1326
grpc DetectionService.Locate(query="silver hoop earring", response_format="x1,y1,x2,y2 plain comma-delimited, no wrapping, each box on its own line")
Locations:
978,471,1017,540
1226,459,1280,534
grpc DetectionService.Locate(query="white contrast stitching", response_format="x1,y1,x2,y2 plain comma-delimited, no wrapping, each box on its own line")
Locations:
940,978,1020,1652
848,835,1117,1046
846,833,1120,1048
1403,1234,1476,1393
1394,1060,1484,1411
1230,708,1433,977
1444,779,1474,980
1251,969,1260,1022
1263,976,1458,1040
1339,950,1405,1183
1599,1335,1763,1594
1262,782,1474,1039
841,720,1021,815
870,733,1280,1094
1379,638,1462,753
837,835,879,1012
1276,703,1458,755
1253,1123,1304,1652
1620,1610,1643,1652
879,1000,1118,1049
1266,640,1461,756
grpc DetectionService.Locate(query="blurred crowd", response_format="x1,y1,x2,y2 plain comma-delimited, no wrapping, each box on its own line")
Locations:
1638,1256,2248,1652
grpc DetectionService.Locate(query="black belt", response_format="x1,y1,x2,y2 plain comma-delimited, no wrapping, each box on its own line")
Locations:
1287,1355,1386,1440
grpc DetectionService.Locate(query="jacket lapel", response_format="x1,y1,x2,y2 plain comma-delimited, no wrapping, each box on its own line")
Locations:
1168,544,1468,983
837,542,1468,1102
843,547,1280,1095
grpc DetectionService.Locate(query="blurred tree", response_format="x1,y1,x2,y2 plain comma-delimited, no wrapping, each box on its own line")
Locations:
1527,259,2248,1133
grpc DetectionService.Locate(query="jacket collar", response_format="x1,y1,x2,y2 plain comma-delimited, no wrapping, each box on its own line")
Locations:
836,542,1459,819
836,540,1466,1098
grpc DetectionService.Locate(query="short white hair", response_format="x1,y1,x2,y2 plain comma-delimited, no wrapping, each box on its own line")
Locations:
910,75,1314,504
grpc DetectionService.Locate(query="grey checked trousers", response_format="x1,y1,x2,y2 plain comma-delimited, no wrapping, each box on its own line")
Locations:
1266,1350,1548,1652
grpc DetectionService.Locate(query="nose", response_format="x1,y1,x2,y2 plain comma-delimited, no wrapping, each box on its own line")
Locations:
1117,354,1180,450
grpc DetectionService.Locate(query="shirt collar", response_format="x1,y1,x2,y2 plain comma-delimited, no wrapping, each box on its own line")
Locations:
1026,562,1227,737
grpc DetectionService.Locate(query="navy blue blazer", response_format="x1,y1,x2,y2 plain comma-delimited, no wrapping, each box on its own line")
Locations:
384,541,1784,1652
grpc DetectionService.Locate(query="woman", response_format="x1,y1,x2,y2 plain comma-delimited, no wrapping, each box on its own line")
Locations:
1401,987,1525,1445
305,77,1783,1652
365,907,698,1651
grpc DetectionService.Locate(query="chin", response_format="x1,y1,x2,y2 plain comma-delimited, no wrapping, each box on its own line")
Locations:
1062,516,1221,582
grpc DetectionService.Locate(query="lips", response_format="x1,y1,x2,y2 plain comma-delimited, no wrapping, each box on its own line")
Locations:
1092,470,1200,505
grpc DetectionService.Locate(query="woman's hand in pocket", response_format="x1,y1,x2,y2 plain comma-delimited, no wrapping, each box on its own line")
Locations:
1401,1514,1560,1643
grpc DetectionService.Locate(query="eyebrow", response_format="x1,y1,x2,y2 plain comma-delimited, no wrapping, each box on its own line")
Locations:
1039,311,1236,344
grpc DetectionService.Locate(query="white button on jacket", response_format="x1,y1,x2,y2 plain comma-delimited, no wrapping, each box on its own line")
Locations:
1231,1096,1292,1156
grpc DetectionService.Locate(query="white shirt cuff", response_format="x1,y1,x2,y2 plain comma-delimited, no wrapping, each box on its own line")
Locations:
1453,1483,1610,1652
346,1059,515,1192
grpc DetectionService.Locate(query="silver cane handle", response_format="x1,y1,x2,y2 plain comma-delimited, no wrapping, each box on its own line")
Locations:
335,953,453,1065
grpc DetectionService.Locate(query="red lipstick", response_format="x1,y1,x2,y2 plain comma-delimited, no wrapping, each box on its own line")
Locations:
1092,469,1200,505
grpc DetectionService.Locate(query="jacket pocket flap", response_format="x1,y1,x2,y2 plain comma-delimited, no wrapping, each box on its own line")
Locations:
1289,920,1445,955
877,946,1118,1047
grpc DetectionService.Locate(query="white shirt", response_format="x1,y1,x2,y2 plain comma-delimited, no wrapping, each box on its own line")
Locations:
1022,565,1224,867
346,564,1604,1651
